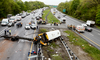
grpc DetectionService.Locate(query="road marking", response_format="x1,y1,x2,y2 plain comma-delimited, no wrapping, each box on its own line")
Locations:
56,9,100,33
80,33,100,47
0,27,8,35
28,30,36,60
89,33,94,36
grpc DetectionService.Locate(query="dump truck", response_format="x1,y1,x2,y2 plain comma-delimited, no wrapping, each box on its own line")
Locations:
86,20,95,27
0,30,61,46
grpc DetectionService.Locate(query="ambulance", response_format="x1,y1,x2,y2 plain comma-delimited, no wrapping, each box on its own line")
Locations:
76,25,85,33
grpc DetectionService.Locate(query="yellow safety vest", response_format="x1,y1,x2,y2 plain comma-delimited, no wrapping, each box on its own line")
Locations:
9,30,11,32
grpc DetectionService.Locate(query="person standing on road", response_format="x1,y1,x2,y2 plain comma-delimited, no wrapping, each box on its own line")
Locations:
4,29,6,35
60,22,62,25
9,29,11,35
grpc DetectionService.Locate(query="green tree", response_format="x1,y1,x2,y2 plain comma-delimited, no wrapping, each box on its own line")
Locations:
96,5,100,25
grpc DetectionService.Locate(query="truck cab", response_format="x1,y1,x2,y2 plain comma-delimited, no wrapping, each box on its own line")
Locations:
1,19,9,26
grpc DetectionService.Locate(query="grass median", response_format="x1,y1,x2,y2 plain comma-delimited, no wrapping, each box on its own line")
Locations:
47,12,60,23
40,28,48,33
65,30,100,60
42,9,50,20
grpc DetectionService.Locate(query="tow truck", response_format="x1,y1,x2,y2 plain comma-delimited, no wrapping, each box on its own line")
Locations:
0,30,61,46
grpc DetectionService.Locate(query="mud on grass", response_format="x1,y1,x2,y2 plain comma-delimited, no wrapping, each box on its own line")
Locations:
40,28,69,60
42,41,69,60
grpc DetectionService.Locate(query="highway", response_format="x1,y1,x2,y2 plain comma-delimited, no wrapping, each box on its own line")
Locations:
0,8,44,60
51,8,100,50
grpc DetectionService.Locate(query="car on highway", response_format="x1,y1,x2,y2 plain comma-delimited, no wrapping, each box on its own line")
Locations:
26,13,30,16
82,24,87,27
7,14,12,18
57,15,60,19
9,16,17,23
85,27,92,32
16,16,22,21
36,16,40,20
21,14,26,18
25,24,30,30
61,17,66,23
1,19,9,26
62,14,66,17
16,22,22,27
82,24,92,32
30,24,37,29
8,22,14,27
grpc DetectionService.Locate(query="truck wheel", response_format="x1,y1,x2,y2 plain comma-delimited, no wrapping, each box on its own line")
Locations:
11,37,16,41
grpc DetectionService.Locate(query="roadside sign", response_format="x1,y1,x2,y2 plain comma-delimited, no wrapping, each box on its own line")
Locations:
28,55,38,58
63,9,66,12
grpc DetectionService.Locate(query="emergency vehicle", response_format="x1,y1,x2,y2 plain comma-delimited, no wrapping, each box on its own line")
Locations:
76,25,85,33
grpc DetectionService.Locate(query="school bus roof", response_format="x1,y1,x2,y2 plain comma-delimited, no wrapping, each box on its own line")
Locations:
46,30,61,40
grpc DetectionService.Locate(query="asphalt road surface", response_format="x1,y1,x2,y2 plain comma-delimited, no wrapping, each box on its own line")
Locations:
51,8,100,50
0,9,43,60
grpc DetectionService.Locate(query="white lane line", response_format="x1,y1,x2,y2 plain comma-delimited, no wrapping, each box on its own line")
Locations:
0,27,8,35
89,33,94,36
93,29,100,33
2,40,6,44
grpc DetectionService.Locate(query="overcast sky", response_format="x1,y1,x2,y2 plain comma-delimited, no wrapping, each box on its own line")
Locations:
22,0,70,5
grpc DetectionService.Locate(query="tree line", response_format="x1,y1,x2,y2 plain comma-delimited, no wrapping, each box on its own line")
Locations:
57,0,100,25
0,0,49,18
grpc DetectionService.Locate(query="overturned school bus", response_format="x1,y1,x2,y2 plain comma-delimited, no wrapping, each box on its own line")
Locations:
0,30,61,46
34,30,61,45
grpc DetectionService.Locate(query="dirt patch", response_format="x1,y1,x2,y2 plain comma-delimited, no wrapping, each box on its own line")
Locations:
42,41,70,60
0,40,14,60
41,28,69,60
66,41,92,60
41,27,92,60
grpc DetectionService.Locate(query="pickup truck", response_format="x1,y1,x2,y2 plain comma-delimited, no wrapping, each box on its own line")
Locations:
16,22,22,27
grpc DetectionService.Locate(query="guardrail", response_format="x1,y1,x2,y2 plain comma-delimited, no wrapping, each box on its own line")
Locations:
60,37,79,60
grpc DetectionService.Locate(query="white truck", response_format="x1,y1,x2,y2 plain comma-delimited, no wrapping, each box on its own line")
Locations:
9,16,17,23
1,19,9,26
86,20,95,27
16,16,22,21
76,25,85,33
